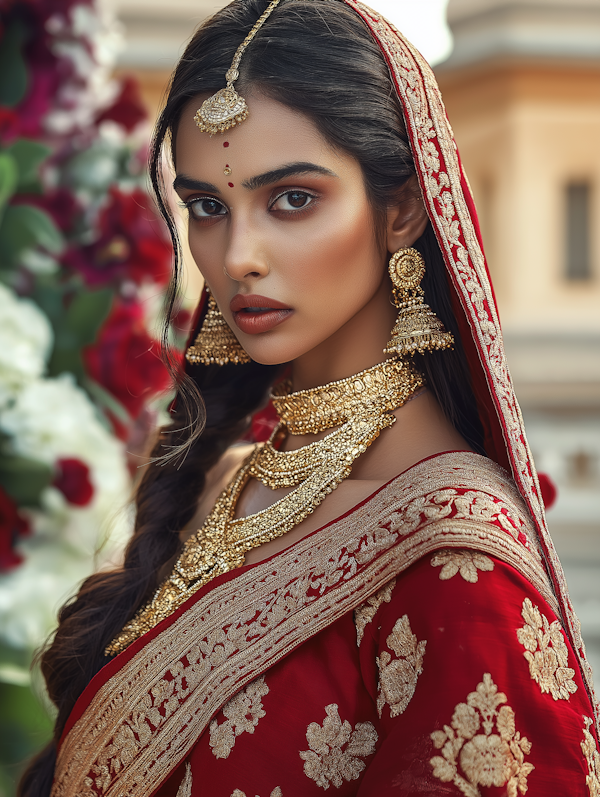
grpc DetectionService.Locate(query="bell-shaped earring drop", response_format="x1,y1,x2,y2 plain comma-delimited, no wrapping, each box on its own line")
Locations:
384,247,454,356
186,288,251,365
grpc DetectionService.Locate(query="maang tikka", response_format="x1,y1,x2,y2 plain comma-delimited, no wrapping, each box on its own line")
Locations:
384,247,454,356
194,0,283,135
186,288,251,366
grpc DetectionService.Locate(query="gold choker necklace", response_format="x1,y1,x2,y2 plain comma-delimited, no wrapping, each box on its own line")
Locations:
271,359,424,435
106,358,425,656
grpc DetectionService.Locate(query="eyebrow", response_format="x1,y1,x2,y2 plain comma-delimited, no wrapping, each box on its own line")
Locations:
172,162,337,195
172,175,219,194
241,162,337,190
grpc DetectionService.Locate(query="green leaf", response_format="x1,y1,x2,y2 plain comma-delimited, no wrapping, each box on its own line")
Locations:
0,681,53,779
0,455,53,507
65,288,113,345
6,140,51,188
46,289,113,377
0,20,28,107
0,204,64,269
84,378,131,425
47,347,85,380
0,152,18,218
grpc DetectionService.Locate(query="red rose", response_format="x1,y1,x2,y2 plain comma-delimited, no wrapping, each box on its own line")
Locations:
0,106,19,144
84,298,172,423
0,485,30,572
64,186,172,287
52,458,94,507
538,472,558,511
96,77,147,133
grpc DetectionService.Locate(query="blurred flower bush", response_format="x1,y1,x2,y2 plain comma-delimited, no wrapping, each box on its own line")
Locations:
0,0,181,788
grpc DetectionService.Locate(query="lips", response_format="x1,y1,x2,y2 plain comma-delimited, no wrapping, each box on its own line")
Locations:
230,294,293,334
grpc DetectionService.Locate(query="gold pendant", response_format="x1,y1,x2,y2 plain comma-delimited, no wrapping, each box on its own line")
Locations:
194,85,249,136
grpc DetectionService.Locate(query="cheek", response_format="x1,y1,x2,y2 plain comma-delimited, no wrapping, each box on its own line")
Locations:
286,199,381,303
187,225,223,280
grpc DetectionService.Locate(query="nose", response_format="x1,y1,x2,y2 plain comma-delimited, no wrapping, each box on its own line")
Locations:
223,216,269,282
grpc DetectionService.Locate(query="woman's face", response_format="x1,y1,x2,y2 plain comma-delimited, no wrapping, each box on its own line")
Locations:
174,93,391,366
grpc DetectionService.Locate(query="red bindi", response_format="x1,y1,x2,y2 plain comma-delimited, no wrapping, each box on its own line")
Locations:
228,182,234,188
223,141,230,147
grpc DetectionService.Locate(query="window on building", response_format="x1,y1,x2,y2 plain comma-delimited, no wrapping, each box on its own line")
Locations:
565,182,592,280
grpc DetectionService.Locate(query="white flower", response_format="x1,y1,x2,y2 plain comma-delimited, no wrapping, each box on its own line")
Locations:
0,374,133,649
0,373,119,474
0,487,133,650
0,284,53,404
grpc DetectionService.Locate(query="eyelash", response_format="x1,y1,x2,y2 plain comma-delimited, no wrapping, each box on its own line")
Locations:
179,189,319,222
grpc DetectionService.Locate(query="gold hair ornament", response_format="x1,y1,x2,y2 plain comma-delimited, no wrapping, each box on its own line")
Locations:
194,0,283,135
186,288,251,365
384,247,454,356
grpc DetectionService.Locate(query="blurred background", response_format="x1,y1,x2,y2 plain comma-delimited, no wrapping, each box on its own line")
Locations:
0,0,598,793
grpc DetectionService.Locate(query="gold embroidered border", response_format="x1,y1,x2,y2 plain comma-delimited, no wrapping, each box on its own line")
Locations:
344,0,598,738
52,453,553,797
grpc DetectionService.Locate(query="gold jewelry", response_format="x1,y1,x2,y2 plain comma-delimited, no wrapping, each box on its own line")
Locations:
194,0,283,135
186,288,251,365
106,358,424,656
384,247,454,356
271,359,424,435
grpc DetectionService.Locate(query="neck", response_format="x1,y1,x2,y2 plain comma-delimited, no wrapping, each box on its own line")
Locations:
291,273,396,391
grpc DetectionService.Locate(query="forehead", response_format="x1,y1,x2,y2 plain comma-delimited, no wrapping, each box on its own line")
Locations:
175,93,346,176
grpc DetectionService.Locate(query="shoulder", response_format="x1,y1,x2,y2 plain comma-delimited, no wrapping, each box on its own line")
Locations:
351,451,547,603
380,450,542,560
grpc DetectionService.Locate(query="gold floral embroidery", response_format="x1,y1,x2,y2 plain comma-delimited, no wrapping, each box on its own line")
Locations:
430,673,534,796
52,455,554,797
431,550,494,583
300,704,377,790
581,716,600,797
377,615,426,718
231,790,282,797
354,579,396,645
516,598,577,701
209,677,269,759
176,763,192,797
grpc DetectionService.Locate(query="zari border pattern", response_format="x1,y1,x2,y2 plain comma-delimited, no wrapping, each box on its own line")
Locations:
53,454,556,797
341,0,598,733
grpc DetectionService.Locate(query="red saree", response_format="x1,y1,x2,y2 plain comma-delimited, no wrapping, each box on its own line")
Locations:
50,2,600,796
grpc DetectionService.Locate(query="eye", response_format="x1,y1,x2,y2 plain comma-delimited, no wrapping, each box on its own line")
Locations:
271,190,315,212
186,197,227,220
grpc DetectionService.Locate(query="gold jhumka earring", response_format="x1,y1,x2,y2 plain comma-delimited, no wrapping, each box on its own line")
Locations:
186,289,251,366
194,0,282,135
384,247,454,356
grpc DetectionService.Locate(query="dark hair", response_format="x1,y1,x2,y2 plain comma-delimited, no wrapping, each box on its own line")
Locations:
20,1,483,793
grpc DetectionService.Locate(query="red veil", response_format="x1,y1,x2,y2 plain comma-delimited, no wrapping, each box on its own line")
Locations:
50,4,599,796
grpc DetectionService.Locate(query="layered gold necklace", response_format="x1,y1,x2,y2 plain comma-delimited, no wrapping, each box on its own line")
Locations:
106,358,424,656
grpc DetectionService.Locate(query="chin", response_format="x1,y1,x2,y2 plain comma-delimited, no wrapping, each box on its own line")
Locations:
239,338,314,367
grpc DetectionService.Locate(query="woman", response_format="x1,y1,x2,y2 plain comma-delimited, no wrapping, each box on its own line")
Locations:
21,0,600,795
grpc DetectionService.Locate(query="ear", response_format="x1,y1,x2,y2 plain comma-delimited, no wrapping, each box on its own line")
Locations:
385,175,429,255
